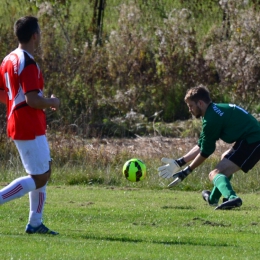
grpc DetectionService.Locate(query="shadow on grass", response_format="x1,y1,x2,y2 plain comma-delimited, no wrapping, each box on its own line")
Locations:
80,234,233,247
161,205,196,210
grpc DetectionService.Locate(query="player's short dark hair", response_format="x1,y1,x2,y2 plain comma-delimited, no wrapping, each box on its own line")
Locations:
14,16,39,44
184,85,212,104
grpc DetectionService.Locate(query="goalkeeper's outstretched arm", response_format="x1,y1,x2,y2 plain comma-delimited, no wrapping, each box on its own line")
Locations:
158,145,207,188
181,145,201,165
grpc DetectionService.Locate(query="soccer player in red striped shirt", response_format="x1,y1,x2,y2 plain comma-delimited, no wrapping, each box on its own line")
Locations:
0,16,60,234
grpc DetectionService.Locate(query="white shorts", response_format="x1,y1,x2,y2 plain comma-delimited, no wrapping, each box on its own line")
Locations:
14,135,51,175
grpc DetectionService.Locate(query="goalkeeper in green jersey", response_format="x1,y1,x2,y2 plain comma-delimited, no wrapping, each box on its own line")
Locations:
158,85,260,210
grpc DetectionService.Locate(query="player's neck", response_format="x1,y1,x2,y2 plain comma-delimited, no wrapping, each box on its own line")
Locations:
202,102,212,116
18,43,34,57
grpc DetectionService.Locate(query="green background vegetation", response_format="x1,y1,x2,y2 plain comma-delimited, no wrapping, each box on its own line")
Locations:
1,0,260,137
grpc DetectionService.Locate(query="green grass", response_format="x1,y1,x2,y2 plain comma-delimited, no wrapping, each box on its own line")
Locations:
1,186,260,259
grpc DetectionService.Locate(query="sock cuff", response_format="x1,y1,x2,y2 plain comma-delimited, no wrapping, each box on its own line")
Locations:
35,184,47,193
213,174,226,186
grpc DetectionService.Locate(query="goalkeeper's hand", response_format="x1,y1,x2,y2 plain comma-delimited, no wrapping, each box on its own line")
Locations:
168,166,192,188
157,158,180,179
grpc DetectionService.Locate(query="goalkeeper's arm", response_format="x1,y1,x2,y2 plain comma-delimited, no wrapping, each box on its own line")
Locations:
181,145,201,164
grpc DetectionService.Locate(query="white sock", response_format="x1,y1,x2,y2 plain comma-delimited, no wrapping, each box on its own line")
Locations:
0,176,36,204
28,185,47,227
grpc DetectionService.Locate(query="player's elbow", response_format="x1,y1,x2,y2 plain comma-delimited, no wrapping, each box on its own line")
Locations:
25,93,44,109
26,99,40,108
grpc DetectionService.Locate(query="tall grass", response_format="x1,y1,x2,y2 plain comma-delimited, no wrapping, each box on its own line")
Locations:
1,134,259,194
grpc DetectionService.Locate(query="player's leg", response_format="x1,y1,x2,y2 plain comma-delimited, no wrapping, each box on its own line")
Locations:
26,176,58,235
26,177,58,235
0,137,50,205
202,175,233,206
214,140,260,209
209,158,242,210
0,176,36,204
202,149,233,206
22,136,58,235
28,160,51,230
29,184,47,227
0,136,58,234
209,157,240,199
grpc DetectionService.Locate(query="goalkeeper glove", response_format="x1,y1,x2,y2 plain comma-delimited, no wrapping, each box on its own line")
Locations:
168,166,192,188
158,158,181,178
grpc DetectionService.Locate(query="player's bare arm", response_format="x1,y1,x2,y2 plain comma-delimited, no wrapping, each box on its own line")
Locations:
182,145,201,164
25,91,60,110
189,153,207,170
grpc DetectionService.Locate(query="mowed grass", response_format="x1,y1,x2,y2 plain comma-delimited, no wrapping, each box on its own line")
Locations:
1,186,260,259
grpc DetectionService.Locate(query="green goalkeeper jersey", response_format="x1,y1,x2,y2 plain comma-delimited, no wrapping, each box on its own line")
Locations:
198,103,260,157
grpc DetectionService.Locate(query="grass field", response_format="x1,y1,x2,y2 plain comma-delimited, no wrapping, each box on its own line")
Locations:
1,185,260,260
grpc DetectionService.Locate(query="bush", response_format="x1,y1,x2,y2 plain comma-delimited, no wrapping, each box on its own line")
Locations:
0,0,260,137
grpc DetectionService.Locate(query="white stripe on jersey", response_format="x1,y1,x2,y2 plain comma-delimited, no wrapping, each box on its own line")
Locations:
8,85,26,120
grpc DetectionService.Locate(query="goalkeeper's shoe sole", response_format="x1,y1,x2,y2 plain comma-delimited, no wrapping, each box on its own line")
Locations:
201,190,218,207
215,197,242,210
25,223,59,235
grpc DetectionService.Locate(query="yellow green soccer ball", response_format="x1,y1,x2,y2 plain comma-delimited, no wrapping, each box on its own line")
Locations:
123,158,146,182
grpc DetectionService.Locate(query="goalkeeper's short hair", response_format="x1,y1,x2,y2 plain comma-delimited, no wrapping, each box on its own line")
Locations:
185,85,212,104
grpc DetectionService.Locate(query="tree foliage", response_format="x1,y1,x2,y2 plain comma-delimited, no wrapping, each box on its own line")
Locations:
0,0,260,137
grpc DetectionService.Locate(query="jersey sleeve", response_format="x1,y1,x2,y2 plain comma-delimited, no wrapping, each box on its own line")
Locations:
19,63,41,94
198,116,222,158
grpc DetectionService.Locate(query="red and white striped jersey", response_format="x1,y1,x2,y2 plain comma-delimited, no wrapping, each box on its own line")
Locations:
0,48,46,140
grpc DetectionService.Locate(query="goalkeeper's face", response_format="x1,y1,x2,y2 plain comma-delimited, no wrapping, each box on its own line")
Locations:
186,99,203,118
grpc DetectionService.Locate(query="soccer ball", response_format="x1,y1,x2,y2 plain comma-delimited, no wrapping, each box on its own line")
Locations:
123,158,146,182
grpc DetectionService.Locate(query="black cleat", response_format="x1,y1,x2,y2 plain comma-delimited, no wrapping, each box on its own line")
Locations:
202,190,218,207
215,197,242,210
222,197,228,203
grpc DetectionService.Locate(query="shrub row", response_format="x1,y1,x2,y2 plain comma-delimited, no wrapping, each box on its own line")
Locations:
0,0,260,138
